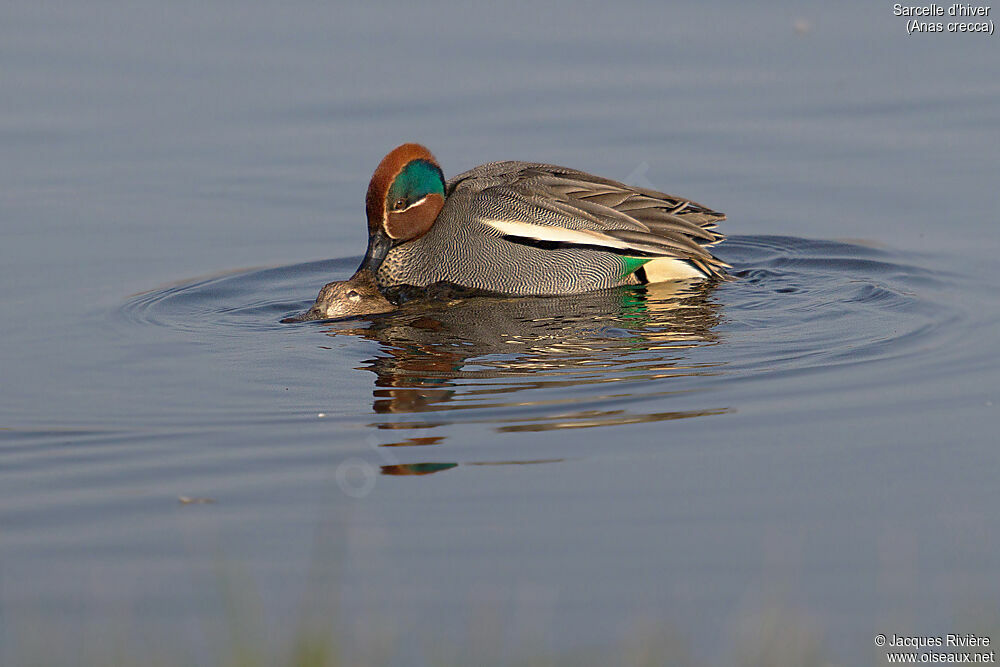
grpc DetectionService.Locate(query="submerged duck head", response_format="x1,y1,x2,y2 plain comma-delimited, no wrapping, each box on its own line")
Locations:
359,143,446,274
287,269,395,322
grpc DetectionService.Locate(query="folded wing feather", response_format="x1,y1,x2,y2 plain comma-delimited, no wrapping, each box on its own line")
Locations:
468,164,729,278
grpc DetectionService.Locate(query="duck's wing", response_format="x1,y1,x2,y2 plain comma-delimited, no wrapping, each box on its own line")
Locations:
449,162,729,279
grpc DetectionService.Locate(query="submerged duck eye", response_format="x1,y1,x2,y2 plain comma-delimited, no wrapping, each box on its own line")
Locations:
346,290,361,302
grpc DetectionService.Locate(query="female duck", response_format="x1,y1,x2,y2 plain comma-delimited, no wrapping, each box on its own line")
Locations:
289,269,395,322
358,144,727,296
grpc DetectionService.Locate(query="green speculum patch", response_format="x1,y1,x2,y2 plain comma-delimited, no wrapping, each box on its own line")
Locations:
620,256,651,278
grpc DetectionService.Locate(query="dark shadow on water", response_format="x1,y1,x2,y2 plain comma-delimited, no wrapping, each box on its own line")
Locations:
381,458,566,476
316,279,730,439
116,235,976,467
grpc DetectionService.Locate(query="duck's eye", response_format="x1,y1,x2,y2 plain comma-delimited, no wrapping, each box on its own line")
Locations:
392,198,407,211
346,290,361,302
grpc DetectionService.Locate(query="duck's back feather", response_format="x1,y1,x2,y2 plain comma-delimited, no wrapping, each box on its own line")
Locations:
447,161,729,279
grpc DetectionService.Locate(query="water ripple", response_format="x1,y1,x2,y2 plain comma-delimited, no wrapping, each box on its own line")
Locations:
117,236,978,444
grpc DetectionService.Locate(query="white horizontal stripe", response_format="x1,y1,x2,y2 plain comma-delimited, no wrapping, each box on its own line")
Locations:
483,218,634,252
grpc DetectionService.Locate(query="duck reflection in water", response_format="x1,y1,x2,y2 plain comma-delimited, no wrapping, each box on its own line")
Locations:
312,279,730,475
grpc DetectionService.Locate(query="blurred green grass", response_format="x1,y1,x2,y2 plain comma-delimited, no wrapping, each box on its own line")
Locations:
8,605,842,667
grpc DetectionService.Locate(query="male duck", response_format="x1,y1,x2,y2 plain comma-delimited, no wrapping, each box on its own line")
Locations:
357,143,728,296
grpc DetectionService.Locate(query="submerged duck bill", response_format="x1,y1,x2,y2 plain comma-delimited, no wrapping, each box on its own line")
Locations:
281,305,329,323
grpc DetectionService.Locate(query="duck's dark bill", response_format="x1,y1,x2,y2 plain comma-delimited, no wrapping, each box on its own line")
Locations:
282,307,377,323
280,309,324,323
358,233,393,275
281,310,363,324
